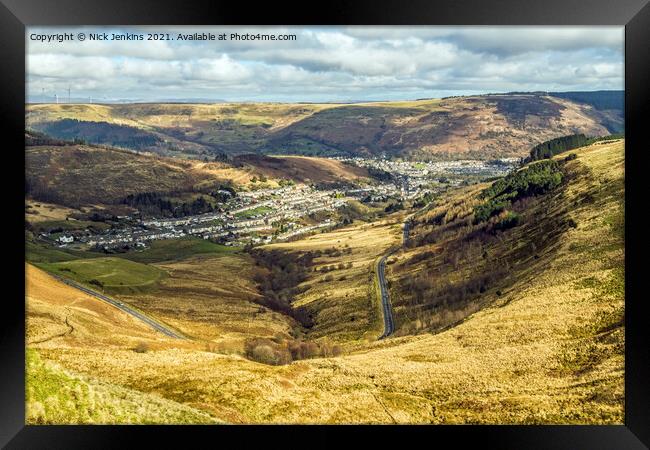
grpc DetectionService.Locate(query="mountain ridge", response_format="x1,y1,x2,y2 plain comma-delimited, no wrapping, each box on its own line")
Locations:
26,92,623,161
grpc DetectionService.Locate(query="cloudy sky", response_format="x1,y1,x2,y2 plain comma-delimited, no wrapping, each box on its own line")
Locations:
26,26,624,103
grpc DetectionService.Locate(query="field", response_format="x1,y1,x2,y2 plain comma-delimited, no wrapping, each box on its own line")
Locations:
25,200,81,223
119,237,238,264
26,140,624,424
37,257,167,294
25,241,98,264
235,206,273,219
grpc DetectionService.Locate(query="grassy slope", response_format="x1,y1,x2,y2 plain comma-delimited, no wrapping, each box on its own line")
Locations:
26,144,198,204
25,144,242,206
25,200,80,223
26,102,336,157
26,241,98,264
118,237,238,264
264,218,403,342
116,253,296,344
388,140,623,337
26,234,238,269
25,265,220,424
26,143,370,210
235,154,371,184
27,140,623,423
26,96,618,160
37,257,167,294
27,350,218,424
386,170,566,334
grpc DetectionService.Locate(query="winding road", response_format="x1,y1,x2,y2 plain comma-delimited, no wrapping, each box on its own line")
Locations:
376,220,410,339
377,254,394,339
50,273,185,339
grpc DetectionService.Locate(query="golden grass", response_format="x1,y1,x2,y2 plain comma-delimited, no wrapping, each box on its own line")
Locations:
27,104,144,128
27,349,220,424
265,217,403,342
26,141,624,424
27,96,616,161
26,102,337,133
117,254,296,345
351,98,443,109
25,263,188,349
25,200,81,223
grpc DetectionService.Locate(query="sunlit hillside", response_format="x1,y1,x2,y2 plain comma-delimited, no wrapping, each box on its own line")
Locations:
26,139,623,424
25,264,220,424
25,140,371,210
26,94,621,160
265,217,403,342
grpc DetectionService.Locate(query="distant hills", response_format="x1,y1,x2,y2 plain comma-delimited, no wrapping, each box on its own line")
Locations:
26,92,623,161
549,90,623,113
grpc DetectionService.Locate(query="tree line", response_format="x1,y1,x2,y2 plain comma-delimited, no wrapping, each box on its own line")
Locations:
122,191,224,218
249,248,316,328
39,119,162,151
526,134,588,162
473,159,563,224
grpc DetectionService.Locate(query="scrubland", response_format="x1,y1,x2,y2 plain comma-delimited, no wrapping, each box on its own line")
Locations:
266,218,403,341
26,140,624,424
25,142,372,211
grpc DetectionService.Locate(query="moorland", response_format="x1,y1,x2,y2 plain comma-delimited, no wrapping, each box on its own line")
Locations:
25,92,624,424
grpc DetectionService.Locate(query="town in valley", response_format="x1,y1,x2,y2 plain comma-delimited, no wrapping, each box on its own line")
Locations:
42,157,517,252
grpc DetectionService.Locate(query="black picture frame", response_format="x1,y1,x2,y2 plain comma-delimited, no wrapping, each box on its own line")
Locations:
3,0,649,448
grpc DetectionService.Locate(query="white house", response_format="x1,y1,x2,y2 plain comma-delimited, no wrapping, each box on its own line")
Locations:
57,235,74,244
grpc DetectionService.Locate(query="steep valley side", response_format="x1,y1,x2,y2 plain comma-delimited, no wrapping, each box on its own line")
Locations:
26,140,624,424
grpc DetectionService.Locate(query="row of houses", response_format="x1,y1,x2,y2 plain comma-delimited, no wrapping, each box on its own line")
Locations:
276,220,333,241
73,183,347,249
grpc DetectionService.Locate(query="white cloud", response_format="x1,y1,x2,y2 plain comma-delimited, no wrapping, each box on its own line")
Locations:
189,56,252,82
26,26,624,102
28,53,117,79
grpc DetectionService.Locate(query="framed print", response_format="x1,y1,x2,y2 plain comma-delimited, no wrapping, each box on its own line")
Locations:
2,0,649,447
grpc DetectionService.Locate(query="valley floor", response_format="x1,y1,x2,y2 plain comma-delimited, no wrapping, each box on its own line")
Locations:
26,141,624,424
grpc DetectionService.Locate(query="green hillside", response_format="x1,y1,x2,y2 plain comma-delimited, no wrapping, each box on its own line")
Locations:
38,257,166,294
